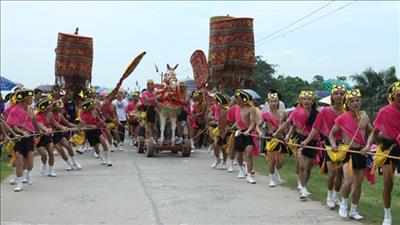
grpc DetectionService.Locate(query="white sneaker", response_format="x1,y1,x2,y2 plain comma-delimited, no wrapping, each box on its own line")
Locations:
274,170,284,184
246,174,256,184
40,164,47,175
48,171,57,177
93,151,99,158
382,218,392,225
218,162,227,170
211,159,221,169
14,178,23,192
349,211,364,220
26,173,33,185
118,144,123,151
339,204,348,218
227,161,234,173
22,172,28,183
106,158,112,167
100,157,107,165
269,174,276,187
327,197,336,209
9,176,16,185
176,137,183,145
237,167,245,179
72,161,82,170
299,188,308,200
65,166,73,171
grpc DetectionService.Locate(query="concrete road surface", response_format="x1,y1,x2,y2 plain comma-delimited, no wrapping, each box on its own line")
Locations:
1,144,360,225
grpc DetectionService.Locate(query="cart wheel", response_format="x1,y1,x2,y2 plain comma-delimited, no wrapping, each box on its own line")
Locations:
146,140,154,157
181,138,191,157
137,137,145,153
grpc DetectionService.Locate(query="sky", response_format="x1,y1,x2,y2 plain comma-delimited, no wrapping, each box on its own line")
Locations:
1,1,399,91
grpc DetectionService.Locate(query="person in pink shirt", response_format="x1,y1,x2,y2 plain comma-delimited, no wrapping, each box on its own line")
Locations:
126,91,141,147
175,82,191,146
50,99,81,171
257,92,287,188
329,89,373,220
210,92,231,170
274,90,319,199
35,97,57,177
80,98,111,166
6,88,40,192
140,80,157,143
362,82,400,225
233,90,257,184
300,85,346,208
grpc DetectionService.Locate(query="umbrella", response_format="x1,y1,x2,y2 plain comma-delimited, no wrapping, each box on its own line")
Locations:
35,84,54,92
318,95,331,105
242,89,261,100
0,76,17,91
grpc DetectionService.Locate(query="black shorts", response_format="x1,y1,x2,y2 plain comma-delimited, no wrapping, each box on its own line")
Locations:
86,129,102,147
178,110,187,122
14,136,34,157
297,134,317,158
234,131,254,152
343,147,367,169
53,132,65,145
381,138,400,166
145,106,156,123
37,135,53,148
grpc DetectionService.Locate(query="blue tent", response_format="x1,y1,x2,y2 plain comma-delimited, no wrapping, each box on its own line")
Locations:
0,76,17,91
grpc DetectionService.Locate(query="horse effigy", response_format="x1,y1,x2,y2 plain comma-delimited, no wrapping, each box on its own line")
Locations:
155,64,185,145
208,16,255,89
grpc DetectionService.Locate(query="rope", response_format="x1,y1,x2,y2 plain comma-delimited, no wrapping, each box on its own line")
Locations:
239,131,400,161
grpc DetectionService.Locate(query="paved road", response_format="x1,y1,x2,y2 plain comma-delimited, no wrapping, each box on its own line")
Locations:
1,143,359,225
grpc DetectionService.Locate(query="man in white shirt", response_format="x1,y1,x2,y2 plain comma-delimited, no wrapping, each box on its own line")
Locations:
112,90,129,149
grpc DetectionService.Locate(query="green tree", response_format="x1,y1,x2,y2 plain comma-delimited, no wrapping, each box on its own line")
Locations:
350,67,398,119
311,75,324,90
253,56,277,100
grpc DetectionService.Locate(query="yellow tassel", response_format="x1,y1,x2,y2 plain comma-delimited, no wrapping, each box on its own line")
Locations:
348,155,353,177
8,153,16,166
319,159,326,176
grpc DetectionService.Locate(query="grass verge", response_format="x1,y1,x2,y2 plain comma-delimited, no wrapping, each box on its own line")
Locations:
253,155,399,225
0,146,13,181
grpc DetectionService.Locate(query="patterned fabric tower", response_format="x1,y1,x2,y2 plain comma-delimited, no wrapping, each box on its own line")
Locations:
54,32,93,90
208,16,255,89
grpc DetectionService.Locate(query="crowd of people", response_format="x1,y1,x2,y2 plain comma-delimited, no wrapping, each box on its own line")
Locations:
0,80,399,225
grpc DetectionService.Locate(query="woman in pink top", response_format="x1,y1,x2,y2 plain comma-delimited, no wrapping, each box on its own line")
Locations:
50,99,82,171
6,88,39,192
35,97,57,177
80,98,111,166
274,90,319,200
300,85,346,208
363,82,400,225
257,92,287,187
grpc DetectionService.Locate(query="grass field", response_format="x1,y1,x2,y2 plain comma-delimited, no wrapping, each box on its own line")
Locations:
0,147,13,181
253,155,400,225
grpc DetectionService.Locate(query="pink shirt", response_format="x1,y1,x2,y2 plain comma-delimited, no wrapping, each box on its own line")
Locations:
36,112,51,128
80,111,99,126
6,104,35,134
226,105,238,122
141,90,156,107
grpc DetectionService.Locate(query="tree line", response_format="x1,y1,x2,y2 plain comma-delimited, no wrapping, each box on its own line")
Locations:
252,56,399,120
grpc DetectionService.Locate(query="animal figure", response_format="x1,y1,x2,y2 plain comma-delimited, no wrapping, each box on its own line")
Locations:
156,64,184,145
